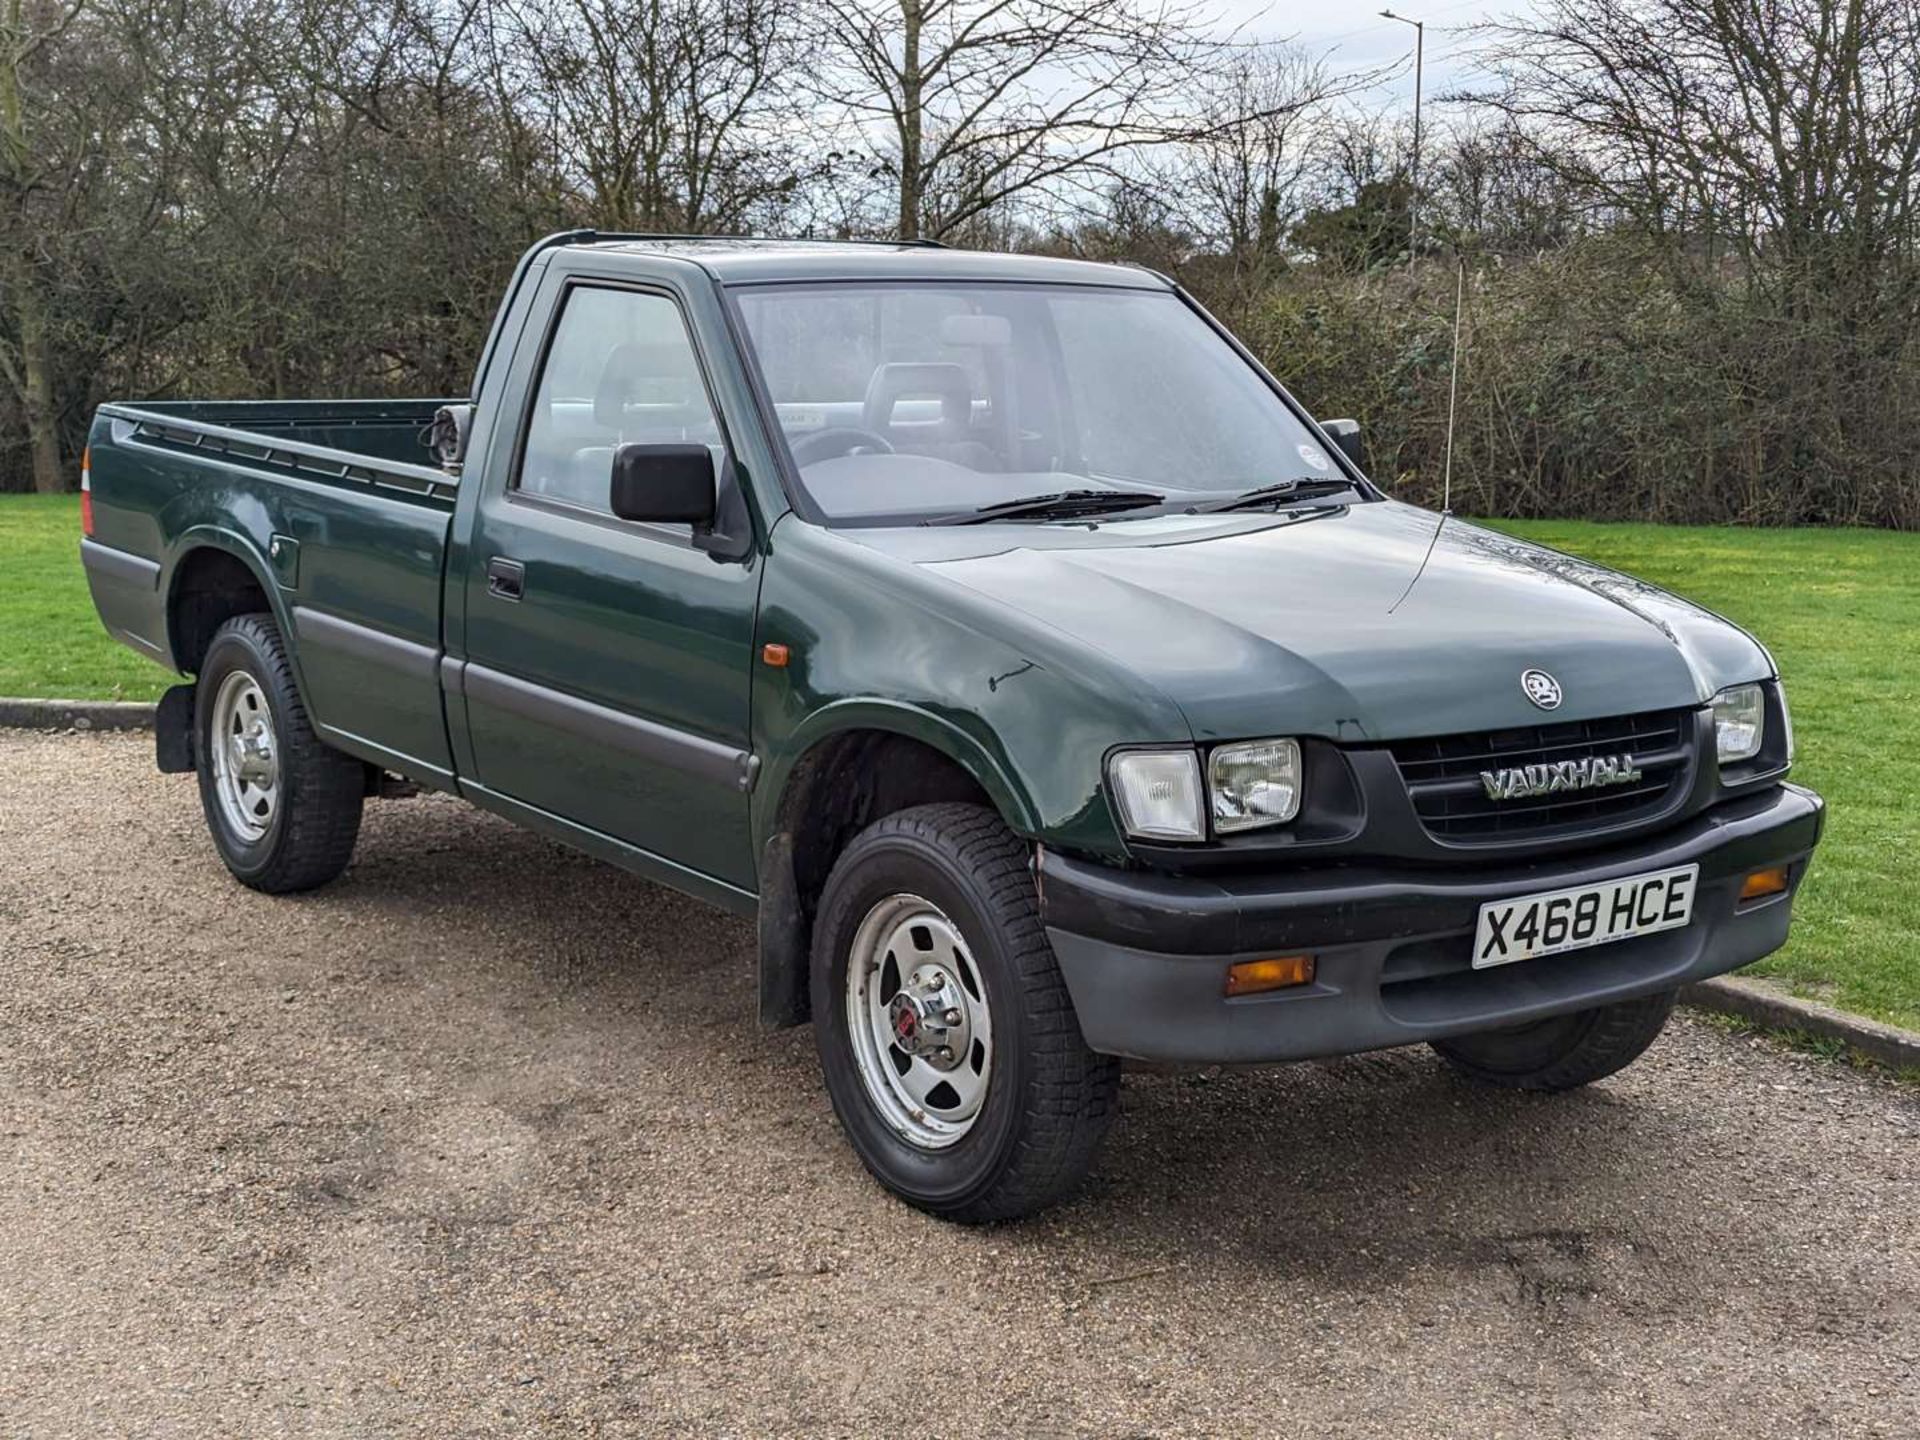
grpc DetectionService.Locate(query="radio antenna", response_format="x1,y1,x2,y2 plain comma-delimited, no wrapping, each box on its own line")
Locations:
1388,258,1468,614
1441,258,1465,516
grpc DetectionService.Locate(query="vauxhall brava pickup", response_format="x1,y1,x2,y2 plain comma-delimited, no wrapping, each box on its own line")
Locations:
79,233,1824,1221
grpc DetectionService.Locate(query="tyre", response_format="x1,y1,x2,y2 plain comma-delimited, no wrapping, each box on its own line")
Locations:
1431,989,1677,1091
811,802,1120,1223
193,613,364,893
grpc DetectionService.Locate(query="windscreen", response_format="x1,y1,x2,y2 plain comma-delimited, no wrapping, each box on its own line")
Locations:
732,282,1344,523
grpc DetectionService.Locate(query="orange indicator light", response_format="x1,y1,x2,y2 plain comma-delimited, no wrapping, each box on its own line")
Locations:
1739,867,1790,902
1225,955,1316,997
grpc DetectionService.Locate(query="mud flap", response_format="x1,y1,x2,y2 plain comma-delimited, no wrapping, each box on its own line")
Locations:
155,683,196,773
758,831,810,1029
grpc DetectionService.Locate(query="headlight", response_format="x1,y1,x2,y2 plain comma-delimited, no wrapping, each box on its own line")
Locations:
1208,737,1302,832
1107,749,1204,840
1712,683,1765,763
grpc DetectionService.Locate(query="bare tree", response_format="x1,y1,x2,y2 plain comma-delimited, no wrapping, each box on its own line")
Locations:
1177,41,1353,284
499,0,803,233
1482,0,1920,324
0,0,85,492
1319,110,1410,205
1286,112,1417,272
812,0,1214,240
1429,117,1578,256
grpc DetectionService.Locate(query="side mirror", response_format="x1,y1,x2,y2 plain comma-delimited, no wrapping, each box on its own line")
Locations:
1321,418,1363,470
430,403,474,473
609,442,717,526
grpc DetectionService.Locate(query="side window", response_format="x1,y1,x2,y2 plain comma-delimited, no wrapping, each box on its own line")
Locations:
517,286,722,513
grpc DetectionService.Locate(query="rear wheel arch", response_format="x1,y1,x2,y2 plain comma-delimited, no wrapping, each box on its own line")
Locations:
165,535,288,676
756,720,1035,1030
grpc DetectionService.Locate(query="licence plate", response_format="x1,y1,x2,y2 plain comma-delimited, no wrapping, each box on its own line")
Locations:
1472,864,1699,969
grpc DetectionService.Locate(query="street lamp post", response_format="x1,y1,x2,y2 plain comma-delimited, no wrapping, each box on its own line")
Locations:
1380,9,1423,259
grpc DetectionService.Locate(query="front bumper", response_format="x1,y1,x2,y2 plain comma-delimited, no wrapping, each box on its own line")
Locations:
1039,783,1824,1063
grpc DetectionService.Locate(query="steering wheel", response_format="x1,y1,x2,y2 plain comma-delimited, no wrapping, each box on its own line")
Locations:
789,426,895,466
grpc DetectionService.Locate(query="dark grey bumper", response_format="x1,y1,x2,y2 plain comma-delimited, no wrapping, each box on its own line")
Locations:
1039,783,1825,1063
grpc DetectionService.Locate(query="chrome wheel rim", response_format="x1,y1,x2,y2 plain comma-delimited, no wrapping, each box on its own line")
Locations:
844,893,994,1150
209,670,279,842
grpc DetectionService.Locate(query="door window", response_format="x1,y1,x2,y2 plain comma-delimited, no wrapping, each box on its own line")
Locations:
517,287,723,513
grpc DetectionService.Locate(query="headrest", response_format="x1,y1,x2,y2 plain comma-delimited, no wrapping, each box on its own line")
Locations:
862,362,973,439
594,343,698,431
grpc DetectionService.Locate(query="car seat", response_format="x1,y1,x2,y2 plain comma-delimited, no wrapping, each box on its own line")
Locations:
861,362,1002,471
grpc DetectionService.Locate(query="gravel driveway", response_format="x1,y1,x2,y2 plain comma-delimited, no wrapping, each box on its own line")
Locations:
1,729,1913,1438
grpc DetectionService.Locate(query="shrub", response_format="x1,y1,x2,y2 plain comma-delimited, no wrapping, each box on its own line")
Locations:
1221,241,1920,529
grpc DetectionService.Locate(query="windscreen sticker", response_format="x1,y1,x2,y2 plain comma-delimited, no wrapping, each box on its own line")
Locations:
1297,443,1331,471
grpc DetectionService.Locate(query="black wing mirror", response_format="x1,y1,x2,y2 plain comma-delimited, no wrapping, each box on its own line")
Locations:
1321,418,1363,470
609,443,717,526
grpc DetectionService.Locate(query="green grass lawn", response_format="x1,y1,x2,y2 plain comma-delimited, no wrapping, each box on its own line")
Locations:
3,494,1915,1028
1,494,172,701
1489,519,1918,1032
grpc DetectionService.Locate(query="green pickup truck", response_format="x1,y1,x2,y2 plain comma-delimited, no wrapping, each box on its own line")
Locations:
80,232,1824,1221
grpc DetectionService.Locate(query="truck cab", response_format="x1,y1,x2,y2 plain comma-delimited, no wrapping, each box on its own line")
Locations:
79,233,1824,1222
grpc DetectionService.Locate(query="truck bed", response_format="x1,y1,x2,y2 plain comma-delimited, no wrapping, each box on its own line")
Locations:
83,397,467,788
98,398,459,494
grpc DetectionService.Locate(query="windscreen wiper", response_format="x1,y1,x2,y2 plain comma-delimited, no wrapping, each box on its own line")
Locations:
1189,478,1356,513
927,489,1166,525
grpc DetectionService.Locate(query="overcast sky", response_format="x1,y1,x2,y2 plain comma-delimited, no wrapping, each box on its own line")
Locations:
1213,1,1529,115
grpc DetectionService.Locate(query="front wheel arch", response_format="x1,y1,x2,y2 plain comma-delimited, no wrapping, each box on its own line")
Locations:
757,701,1041,843
756,724,1021,1030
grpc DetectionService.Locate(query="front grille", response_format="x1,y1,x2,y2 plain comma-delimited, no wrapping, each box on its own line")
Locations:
1385,708,1696,843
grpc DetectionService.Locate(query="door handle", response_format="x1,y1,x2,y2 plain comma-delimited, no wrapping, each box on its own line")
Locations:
486,556,525,601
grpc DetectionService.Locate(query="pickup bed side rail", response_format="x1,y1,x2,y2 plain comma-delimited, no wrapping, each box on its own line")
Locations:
98,404,460,503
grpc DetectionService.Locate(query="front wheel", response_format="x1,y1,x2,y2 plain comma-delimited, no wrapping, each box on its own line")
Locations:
1431,989,1677,1091
811,803,1119,1223
194,613,364,893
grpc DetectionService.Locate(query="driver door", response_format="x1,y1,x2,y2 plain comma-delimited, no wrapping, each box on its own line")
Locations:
459,274,762,889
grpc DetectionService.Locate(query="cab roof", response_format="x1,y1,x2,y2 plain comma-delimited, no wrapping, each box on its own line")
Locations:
572,235,1172,290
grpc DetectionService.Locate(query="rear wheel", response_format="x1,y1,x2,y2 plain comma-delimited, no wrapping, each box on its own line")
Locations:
811,803,1119,1223
194,613,364,893
1431,989,1677,1090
